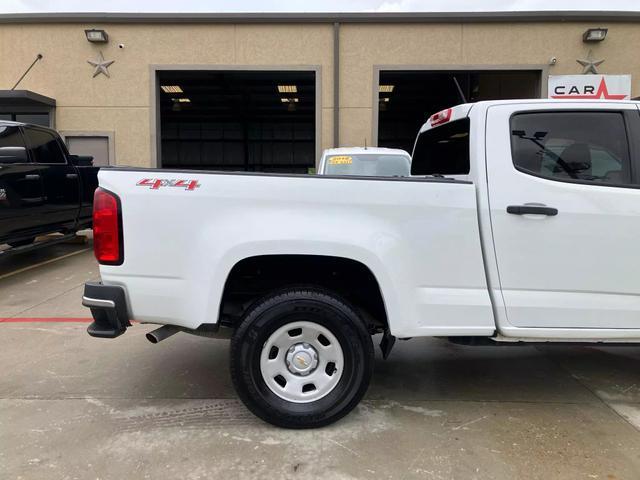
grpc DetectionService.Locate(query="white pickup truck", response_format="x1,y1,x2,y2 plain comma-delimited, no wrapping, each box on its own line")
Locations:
83,99,640,428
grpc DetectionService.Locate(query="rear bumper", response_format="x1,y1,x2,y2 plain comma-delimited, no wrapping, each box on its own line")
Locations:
82,282,131,338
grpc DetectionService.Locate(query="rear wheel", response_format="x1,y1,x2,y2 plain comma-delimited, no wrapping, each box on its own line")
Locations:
230,287,374,428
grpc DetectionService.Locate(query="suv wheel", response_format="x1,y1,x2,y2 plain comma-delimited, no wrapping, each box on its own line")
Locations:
230,287,374,428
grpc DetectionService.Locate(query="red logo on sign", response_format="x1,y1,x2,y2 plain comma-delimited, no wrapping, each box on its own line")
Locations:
551,78,627,100
136,178,201,191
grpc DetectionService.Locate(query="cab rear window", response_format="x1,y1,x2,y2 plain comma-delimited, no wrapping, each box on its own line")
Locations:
411,118,470,175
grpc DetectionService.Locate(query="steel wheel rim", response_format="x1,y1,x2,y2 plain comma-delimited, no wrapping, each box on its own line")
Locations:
260,320,344,403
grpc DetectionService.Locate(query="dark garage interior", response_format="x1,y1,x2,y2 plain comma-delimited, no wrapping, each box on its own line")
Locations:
378,70,540,153
159,70,316,173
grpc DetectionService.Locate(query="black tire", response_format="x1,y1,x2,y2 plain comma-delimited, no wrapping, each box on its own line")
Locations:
230,287,374,429
8,237,35,248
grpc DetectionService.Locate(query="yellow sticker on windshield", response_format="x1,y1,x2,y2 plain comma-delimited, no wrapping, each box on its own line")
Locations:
328,156,353,165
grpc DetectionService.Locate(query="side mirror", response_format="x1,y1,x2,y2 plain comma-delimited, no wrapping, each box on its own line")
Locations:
69,154,94,166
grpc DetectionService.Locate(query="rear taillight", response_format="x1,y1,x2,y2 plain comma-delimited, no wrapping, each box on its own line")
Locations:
93,187,123,265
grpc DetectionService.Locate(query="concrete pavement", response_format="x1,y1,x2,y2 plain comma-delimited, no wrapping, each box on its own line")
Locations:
1,245,640,479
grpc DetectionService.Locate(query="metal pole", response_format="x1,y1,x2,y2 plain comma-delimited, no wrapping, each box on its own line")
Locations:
11,54,43,90
333,22,340,147
452,75,468,104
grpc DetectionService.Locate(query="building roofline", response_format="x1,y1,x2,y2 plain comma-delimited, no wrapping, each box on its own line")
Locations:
0,90,56,107
0,11,639,24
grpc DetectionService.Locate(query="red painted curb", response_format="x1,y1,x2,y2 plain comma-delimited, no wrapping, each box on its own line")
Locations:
0,317,92,323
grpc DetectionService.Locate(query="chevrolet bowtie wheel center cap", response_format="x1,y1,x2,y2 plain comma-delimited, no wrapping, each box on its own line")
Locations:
286,343,319,376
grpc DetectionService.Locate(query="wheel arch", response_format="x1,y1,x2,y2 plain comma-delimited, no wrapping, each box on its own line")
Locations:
217,254,390,333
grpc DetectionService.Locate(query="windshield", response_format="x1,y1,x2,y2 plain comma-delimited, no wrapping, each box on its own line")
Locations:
323,153,411,177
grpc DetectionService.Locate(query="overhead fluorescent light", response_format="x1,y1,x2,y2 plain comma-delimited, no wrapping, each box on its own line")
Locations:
280,97,299,103
85,29,109,43
379,85,395,93
278,85,298,93
583,28,608,42
380,97,390,102
172,98,191,103
161,85,183,93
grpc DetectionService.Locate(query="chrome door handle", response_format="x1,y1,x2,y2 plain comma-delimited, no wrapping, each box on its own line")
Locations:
24,174,40,180
66,173,78,179
507,205,558,216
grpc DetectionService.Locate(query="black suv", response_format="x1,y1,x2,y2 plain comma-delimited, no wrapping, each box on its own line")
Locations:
0,121,99,252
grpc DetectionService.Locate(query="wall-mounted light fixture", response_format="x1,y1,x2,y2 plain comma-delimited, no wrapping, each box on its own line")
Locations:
85,29,109,43
583,28,607,43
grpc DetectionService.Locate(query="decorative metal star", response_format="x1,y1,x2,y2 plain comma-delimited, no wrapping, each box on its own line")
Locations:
87,51,115,78
576,50,604,75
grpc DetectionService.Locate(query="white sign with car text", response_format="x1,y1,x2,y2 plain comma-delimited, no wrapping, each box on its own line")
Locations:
548,75,631,100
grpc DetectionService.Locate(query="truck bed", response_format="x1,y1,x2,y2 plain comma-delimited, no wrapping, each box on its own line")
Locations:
98,168,495,338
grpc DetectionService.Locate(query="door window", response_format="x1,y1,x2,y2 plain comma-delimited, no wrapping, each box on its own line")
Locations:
0,112,50,126
15,114,51,127
510,112,632,186
23,128,66,164
0,126,28,164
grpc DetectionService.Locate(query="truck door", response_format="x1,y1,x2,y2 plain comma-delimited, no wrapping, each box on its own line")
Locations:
0,125,46,241
486,103,640,330
22,126,81,233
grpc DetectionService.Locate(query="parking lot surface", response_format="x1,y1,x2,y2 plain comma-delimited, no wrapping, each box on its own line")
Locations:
1,244,640,479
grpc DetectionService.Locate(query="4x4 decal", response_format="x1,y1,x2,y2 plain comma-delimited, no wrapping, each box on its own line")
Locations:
136,178,201,191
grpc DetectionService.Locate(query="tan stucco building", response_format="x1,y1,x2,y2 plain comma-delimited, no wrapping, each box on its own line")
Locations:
1,11,639,172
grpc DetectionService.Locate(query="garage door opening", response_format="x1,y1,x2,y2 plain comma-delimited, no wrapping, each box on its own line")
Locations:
377,70,540,153
158,70,316,173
